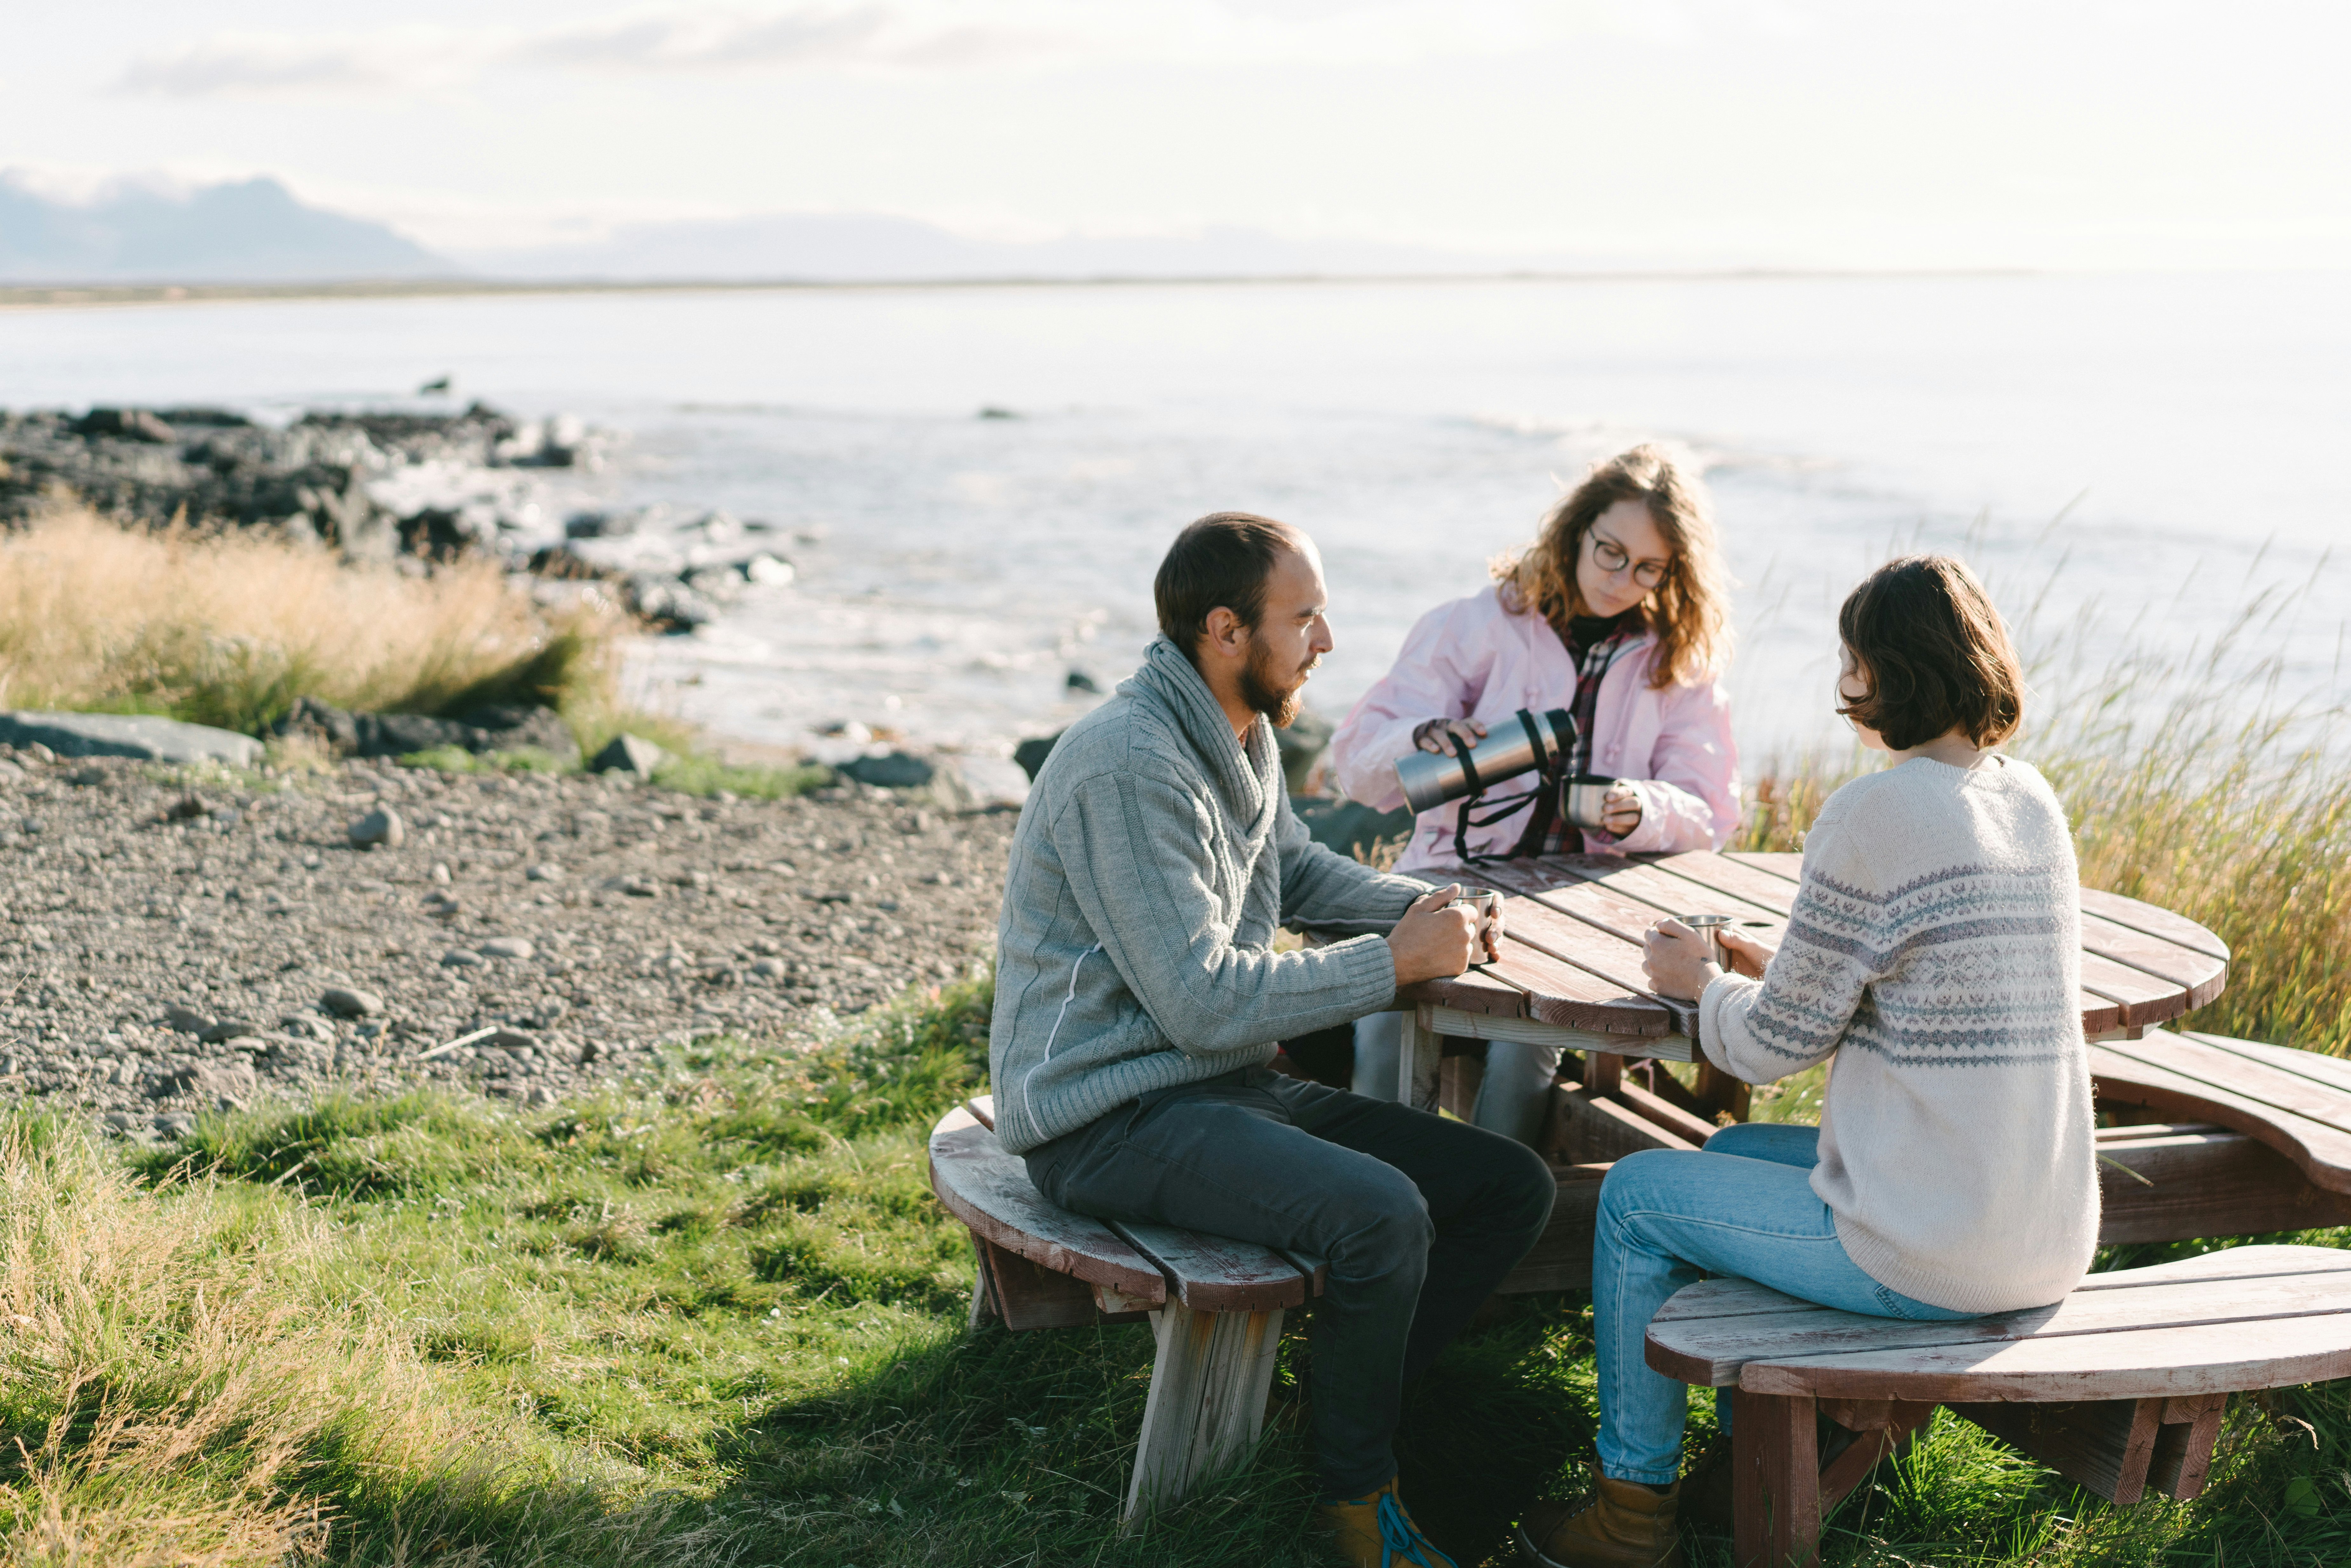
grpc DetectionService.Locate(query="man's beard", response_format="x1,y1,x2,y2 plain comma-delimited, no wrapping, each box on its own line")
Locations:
1242,644,1318,728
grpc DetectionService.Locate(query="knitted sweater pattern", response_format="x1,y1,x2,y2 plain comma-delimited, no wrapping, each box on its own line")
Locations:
1698,756,2099,1314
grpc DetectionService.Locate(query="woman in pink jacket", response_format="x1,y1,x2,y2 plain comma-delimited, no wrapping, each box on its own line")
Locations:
1331,444,1741,1145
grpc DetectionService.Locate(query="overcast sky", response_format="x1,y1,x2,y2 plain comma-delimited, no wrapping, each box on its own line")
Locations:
9,0,2349,267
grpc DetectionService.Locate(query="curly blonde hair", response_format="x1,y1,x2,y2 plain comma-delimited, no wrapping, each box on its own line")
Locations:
1491,444,1732,689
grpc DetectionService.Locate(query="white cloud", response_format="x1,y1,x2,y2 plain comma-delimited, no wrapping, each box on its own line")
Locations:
111,0,1789,100
115,31,477,97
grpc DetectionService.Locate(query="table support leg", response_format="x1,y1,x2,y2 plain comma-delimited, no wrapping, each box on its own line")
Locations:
1733,1388,1822,1568
1398,1006,1441,1111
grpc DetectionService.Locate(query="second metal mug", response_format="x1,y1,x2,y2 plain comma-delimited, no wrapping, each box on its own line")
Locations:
1562,773,1621,833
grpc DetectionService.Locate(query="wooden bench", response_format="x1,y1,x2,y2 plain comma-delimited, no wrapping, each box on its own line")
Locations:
927,1095,1324,1520
1646,1243,2351,1568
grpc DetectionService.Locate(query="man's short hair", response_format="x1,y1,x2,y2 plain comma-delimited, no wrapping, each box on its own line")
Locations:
1836,554,2025,751
1154,512,1302,663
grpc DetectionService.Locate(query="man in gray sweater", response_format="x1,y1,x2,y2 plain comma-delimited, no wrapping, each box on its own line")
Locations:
991,511,1557,1568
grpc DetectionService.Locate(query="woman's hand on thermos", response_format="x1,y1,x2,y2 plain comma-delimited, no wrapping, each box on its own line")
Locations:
1412,717,1487,754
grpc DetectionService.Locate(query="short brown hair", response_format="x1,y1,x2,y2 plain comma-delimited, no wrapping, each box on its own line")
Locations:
1837,555,2024,751
1154,512,1302,664
1490,444,1732,689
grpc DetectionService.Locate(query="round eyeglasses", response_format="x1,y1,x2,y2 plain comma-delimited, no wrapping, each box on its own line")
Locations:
1589,532,1672,590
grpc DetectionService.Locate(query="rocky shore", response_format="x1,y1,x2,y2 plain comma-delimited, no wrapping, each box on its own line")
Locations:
0,748,1013,1138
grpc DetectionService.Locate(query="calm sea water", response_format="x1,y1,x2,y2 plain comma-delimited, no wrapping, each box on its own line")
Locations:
3,272,2344,771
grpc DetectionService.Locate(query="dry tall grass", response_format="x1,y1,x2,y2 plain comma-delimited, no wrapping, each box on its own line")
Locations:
0,508,619,736
1738,631,2349,1054
0,1125,448,1566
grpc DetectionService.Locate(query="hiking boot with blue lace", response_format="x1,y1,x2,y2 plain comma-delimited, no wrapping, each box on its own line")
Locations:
1316,1476,1456,1568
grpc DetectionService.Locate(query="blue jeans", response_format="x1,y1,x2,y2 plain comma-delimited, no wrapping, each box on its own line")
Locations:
1594,1122,1977,1485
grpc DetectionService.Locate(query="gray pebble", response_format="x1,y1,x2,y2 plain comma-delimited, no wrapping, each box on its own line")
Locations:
442,950,484,968
751,958,788,979
349,806,405,849
525,863,564,882
480,937,535,960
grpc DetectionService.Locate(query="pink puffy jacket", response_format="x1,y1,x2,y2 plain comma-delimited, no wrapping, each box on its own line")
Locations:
1329,586,1741,875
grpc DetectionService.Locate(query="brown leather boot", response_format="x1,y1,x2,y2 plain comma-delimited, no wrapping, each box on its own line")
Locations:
1515,1465,1682,1568
1316,1475,1457,1567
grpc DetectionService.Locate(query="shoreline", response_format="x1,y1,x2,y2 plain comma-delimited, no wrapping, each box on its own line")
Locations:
0,264,2055,313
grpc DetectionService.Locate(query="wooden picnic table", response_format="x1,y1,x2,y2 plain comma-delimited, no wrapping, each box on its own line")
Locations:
1379,849,2229,1126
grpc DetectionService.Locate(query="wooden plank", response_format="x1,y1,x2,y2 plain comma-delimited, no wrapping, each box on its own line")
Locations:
1732,1389,1821,1568
928,1113,1169,1303
1633,850,1804,917
1531,852,1790,924
2092,1041,2351,1192
2078,911,2227,1009
2078,887,2230,963
1651,1275,1832,1327
1124,1301,1284,1520
1402,966,1528,1019
1422,1004,1691,1062
1651,1269,2351,1388
966,1094,996,1130
1819,1404,1935,1516
1482,874,1675,997
1951,1397,2162,1505
1547,1085,1698,1166
1737,1315,2351,1402
985,1238,1154,1331
2108,1032,2351,1145
2072,1243,2351,1291
2096,1127,2351,1243
1110,1220,1309,1313
1494,1167,1607,1294
2147,1393,2227,1500
2078,949,2199,1028
1724,851,1804,883
2182,1032,2351,1102
1616,1078,1721,1146
1481,932,1670,1034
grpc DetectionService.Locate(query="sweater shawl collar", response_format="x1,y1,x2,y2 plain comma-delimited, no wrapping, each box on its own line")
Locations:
1123,637,1280,844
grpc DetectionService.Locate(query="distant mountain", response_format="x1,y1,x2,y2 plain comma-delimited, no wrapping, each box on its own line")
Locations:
0,175,453,283
456,212,1528,282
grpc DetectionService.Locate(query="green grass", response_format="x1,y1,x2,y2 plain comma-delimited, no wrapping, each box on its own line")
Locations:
392,739,834,800
0,966,2343,1565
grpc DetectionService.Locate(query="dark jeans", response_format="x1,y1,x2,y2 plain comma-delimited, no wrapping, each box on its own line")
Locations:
1024,1066,1557,1498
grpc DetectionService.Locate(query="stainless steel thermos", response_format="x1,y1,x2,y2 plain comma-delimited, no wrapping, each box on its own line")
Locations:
1393,707,1576,814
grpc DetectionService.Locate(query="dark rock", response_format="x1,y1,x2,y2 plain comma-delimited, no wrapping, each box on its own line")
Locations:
152,407,252,428
589,734,667,777
620,572,721,633
1013,731,1064,781
274,697,578,764
164,1004,215,1033
841,752,935,789
0,712,261,766
166,793,215,822
1065,669,1102,693
1275,707,1335,796
1290,795,1416,863
196,1020,256,1044
319,985,384,1017
75,407,177,443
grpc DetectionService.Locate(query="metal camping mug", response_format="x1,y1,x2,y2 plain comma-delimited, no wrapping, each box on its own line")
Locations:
1670,913,1738,969
1450,885,1501,957
1393,707,1576,815
1561,773,1620,833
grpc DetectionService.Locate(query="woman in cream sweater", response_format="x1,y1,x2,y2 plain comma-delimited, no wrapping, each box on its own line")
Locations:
1516,554,2099,1568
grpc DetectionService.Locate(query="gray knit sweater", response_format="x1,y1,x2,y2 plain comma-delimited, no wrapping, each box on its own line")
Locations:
989,638,1430,1155
1698,755,2099,1314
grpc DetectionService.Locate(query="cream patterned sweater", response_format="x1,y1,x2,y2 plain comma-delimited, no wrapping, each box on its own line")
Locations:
1698,756,2099,1314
